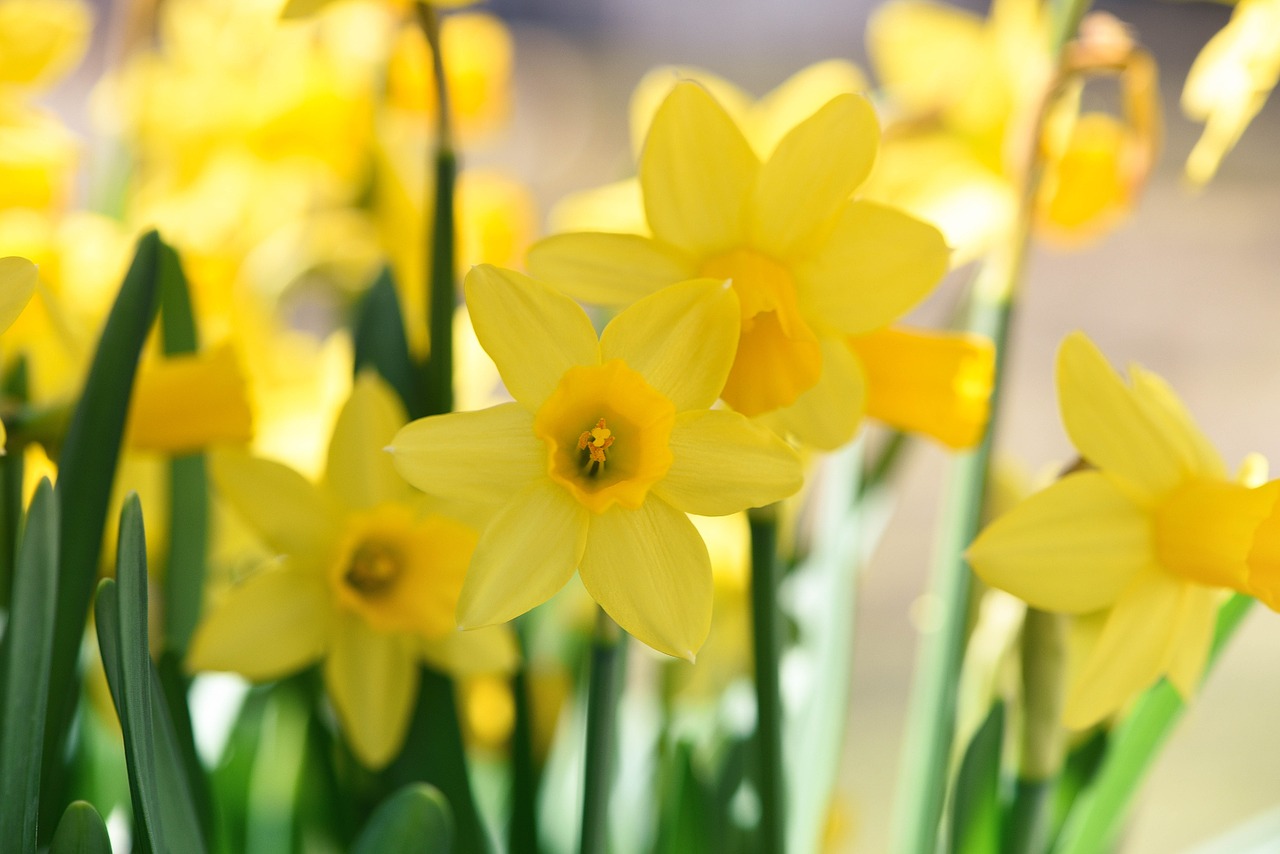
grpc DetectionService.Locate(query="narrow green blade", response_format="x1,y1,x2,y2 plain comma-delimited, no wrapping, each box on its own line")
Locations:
50,801,113,854
0,479,60,852
352,783,454,854
950,701,1006,854
353,266,426,419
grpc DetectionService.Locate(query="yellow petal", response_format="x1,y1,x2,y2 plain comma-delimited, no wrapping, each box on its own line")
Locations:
600,278,739,411
1154,479,1279,590
464,264,599,409
579,497,712,659
769,337,868,451
968,472,1151,614
211,450,343,567
793,201,949,336
0,0,91,90
1056,332,1200,501
0,255,36,333
419,626,519,677
1166,585,1221,698
750,60,870,156
629,66,752,158
526,232,695,307
639,81,759,258
750,94,879,260
849,326,995,450
325,372,409,511
546,178,650,236
1129,364,1226,480
127,344,254,454
325,615,419,768
867,0,988,118
1063,568,1191,729
186,563,330,681
653,410,802,516
457,480,588,628
389,403,544,506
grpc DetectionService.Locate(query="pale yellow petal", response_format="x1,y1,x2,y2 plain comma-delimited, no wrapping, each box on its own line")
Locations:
1063,567,1186,729
770,337,867,451
967,472,1152,615
599,278,739,411
579,497,712,659
629,66,753,157
1129,364,1227,480
1056,332,1198,500
464,264,599,409
389,403,544,506
793,201,949,336
0,256,36,333
546,178,650,236
750,60,870,156
1166,585,1221,698
0,0,91,90
325,615,419,768
526,232,695,307
186,563,330,681
419,626,519,677
457,480,588,628
750,94,879,260
210,450,342,565
640,81,759,257
654,410,802,516
325,372,409,511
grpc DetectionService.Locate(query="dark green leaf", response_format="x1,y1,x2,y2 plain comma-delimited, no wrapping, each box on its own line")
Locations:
950,700,1006,854
352,783,454,854
50,801,113,854
423,148,457,417
354,266,426,419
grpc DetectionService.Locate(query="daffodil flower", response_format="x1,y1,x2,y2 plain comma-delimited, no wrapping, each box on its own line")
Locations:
389,265,804,659
967,332,1276,728
188,373,515,768
529,81,950,450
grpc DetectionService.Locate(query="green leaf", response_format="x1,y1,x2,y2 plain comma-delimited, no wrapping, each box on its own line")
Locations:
424,148,457,417
352,783,455,854
50,801,113,854
0,479,59,852
353,266,426,419
950,701,1006,854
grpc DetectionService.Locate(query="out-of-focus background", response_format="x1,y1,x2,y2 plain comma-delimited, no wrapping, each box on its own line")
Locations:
51,0,1280,850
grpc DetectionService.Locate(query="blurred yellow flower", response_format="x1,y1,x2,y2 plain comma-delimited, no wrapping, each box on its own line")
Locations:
0,0,91,91
1182,0,1280,185
390,266,803,658
188,373,516,767
0,255,36,450
126,344,255,454
967,332,1273,728
530,82,949,450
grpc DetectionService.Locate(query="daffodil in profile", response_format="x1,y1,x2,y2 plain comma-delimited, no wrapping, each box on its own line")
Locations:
389,265,803,659
967,332,1276,728
529,81,950,450
188,373,515,767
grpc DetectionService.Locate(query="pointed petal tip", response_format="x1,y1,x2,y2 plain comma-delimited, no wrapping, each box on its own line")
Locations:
683,649,697,664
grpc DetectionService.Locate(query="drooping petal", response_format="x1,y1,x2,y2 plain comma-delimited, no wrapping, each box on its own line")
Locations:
578,497,712,660
126,344,254,454
1129,364,1227,480
849,326,995,450
0,256,36,333
464,264,599,409
600,278,739,411
1056,332,1200,501
750,94,880,260
186,563,330,681
769,337,867,451
457,480,588,628
1063,567,1190,729
325,615,419,769
1166,585,1222,697
389,403,544,505
654,410,802,516
967,471,1152,615
526,232,695,307
793,200,949,336
210,450,342,566
419,626,519,677
325,372,409,511
640,81,759,258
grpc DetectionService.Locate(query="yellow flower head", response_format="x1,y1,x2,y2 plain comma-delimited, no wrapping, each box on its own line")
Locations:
389,265,804,659
188,373,515,767
968,332,1277,728
0,0,92,91
529,81,950,450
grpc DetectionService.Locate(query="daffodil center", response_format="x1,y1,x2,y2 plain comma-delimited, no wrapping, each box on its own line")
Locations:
343,540,403,597
533,360,676,514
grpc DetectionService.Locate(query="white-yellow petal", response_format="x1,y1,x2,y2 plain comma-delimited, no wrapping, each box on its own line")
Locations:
769,337,868,451
389,403,544,505
654,410,802,516
0,256,36,334
326,615,419,768
750,60,870,156
578,497,712,659
419,626,519,677
526,232,695,307
464,264,599,409
326,372,410,511
1166,585,1221,698
457,480,588,628
967,472,1153,615
1129,364,1227,481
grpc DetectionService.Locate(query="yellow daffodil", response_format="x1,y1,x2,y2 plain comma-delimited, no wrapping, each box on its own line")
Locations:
389,265,803,658
529,82,950,451
967,332,1275,728
0,0,91,91
1182,0,1280,185
188,373,516,767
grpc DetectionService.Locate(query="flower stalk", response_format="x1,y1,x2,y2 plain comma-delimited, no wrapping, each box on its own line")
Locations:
580,608,625,854
750,503,786,854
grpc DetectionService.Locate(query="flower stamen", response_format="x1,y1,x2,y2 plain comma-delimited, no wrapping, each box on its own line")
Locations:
577,417,614,476
343,540,402,597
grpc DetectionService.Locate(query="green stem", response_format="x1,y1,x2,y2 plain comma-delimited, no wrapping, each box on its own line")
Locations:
1052,595,1253,854
509,625,539,854
580,609,624,854
858,431,909,500
749,505,786,854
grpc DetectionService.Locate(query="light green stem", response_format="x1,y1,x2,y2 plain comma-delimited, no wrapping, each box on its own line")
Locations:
580,610,624,854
